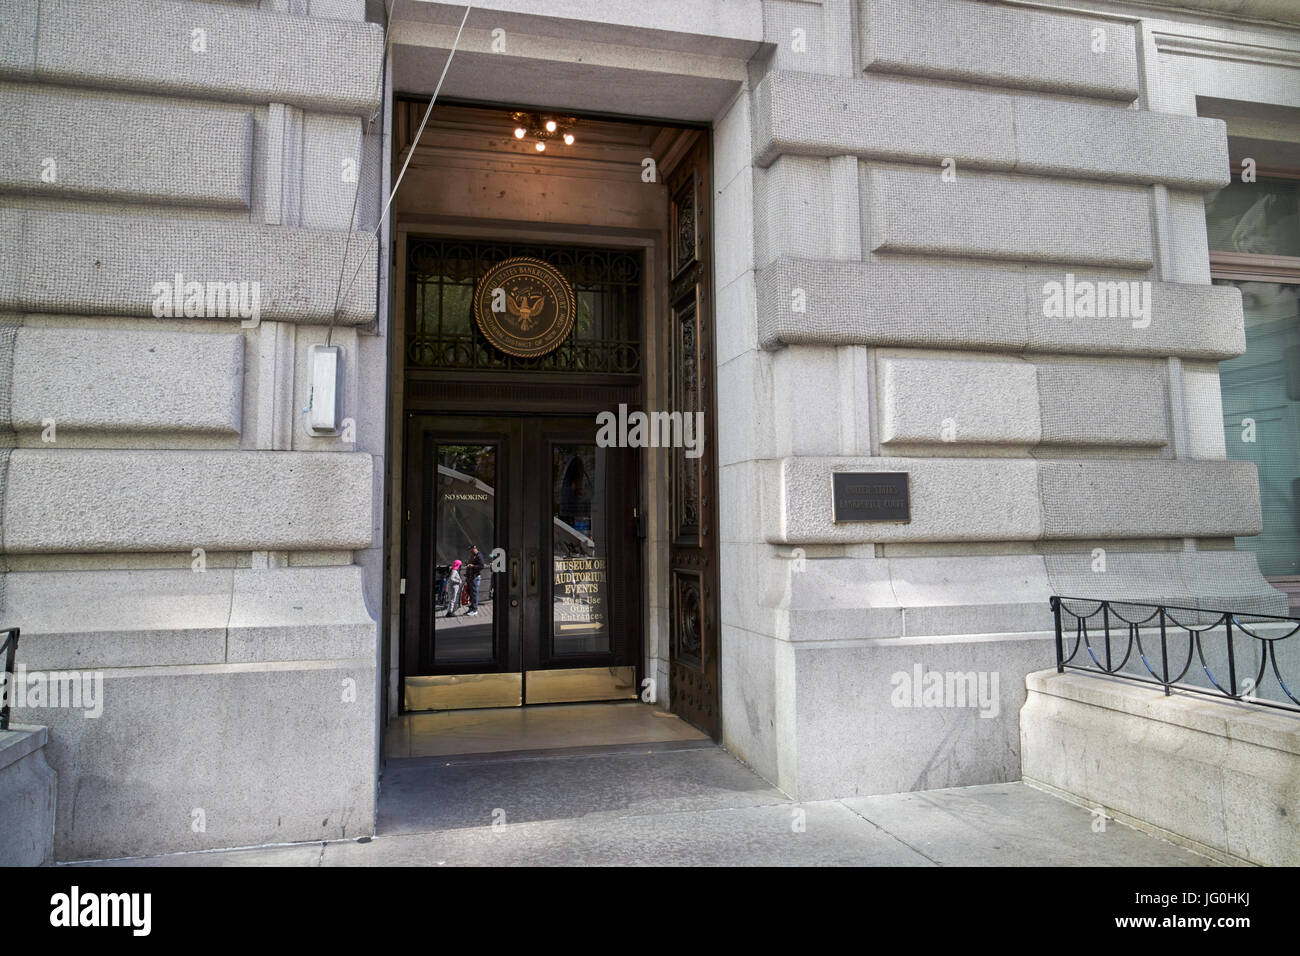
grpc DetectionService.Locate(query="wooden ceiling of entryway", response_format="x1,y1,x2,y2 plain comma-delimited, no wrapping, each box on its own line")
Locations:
395,101,685,171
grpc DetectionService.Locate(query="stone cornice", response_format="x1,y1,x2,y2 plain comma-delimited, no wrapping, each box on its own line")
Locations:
1155,33,1300,68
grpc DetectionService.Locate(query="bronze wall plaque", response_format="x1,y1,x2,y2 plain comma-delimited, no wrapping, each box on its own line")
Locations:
472,257,577,358
832,472,911,522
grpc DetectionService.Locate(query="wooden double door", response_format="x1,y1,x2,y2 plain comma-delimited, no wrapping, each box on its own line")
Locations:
402,413,642,709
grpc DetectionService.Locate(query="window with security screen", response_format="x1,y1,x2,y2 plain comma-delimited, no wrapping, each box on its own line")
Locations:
405,238,642,374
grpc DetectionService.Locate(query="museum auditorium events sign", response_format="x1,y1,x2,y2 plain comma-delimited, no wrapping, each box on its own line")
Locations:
831,472,911,523
553,555,607,633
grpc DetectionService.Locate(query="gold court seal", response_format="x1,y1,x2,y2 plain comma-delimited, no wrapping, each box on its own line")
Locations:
473,257,577,358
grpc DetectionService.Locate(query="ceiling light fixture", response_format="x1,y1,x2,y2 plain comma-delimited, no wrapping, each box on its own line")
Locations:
509,111,577,151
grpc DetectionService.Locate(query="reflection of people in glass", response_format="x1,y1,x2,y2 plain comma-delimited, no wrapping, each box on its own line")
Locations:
464,545,485,616
435,564,449,608
444,560,463,618
1206,189,1299,256
559,456,590,525
1236,281,1299,317
558,455,593,557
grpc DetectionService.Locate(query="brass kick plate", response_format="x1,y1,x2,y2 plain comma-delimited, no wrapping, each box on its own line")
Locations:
525,666,638,704
405,673,522,711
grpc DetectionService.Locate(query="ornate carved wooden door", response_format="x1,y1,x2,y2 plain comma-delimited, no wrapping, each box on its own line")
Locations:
665,133,720,738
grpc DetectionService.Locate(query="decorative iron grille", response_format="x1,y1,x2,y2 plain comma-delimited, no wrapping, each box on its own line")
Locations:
1051,596,1300,713
406,238,642,373
1,627,19,731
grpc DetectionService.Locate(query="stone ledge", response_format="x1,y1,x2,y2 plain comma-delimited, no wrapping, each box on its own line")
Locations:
0,209,376,324
0,724,56,866
7,0,384,116
755,257,1246,360
1,449,374,553
1021,669,1300,865
0,723,49,769
784,635,1053,799
1026,670,1300,756
763,457,1261,544
766,455,1044,544
1039,459,1261,539
1143,0,1300,26
11,660,376,861
0,2,39,76
878,355,1043,447
1043,549,1289,616
6,565,376,668
1036,361,1170,447
725,543,1284,642
751,70,1229,190
752,69,1017,172
0,85,252,207
398,0,764,55
865,166,1154,270
862,0,1139,101
11,327,244,437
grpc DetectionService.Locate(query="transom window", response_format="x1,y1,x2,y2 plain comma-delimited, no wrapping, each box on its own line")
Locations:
405,238,642,374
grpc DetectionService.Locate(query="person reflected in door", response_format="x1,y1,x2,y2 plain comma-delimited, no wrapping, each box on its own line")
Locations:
444,559,463,618
558,456,593,556
464,545,485,616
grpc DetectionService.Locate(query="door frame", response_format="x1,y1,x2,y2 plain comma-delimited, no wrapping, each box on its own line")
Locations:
385,134,718,734
400,411,644,707
392,224,660,716
660,131,721,738
401,415,520,685
527,420,642,676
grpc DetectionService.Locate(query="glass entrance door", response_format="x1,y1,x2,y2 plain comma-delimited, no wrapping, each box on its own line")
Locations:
402,414,641,711
523,425,641,704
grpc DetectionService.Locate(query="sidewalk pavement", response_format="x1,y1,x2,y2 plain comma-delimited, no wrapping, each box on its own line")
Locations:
81,743,1216,867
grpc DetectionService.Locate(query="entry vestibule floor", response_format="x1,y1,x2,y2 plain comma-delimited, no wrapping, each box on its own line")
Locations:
88,747,1219,866
385,700,709,759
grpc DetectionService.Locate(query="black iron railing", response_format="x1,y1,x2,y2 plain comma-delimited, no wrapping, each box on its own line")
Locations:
1051,597,1300,714
1,627,19,731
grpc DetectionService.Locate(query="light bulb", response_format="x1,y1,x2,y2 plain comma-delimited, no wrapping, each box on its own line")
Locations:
563,133,575,145
545,120,557,133
514,127,525,139
535,141,546,152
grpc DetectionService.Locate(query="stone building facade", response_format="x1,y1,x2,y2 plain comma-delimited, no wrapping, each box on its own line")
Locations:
2,0,1298,861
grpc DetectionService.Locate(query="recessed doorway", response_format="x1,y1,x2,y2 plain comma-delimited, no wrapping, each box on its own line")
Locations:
386,103,722,752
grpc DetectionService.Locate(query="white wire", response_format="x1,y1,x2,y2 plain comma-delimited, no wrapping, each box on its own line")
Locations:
329,1,474,342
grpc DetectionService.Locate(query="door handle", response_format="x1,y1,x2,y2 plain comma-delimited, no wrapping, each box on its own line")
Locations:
510,555,519,591
527,549,539,596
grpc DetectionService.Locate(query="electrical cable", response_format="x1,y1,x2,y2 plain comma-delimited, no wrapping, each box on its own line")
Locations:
326,0,474,347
